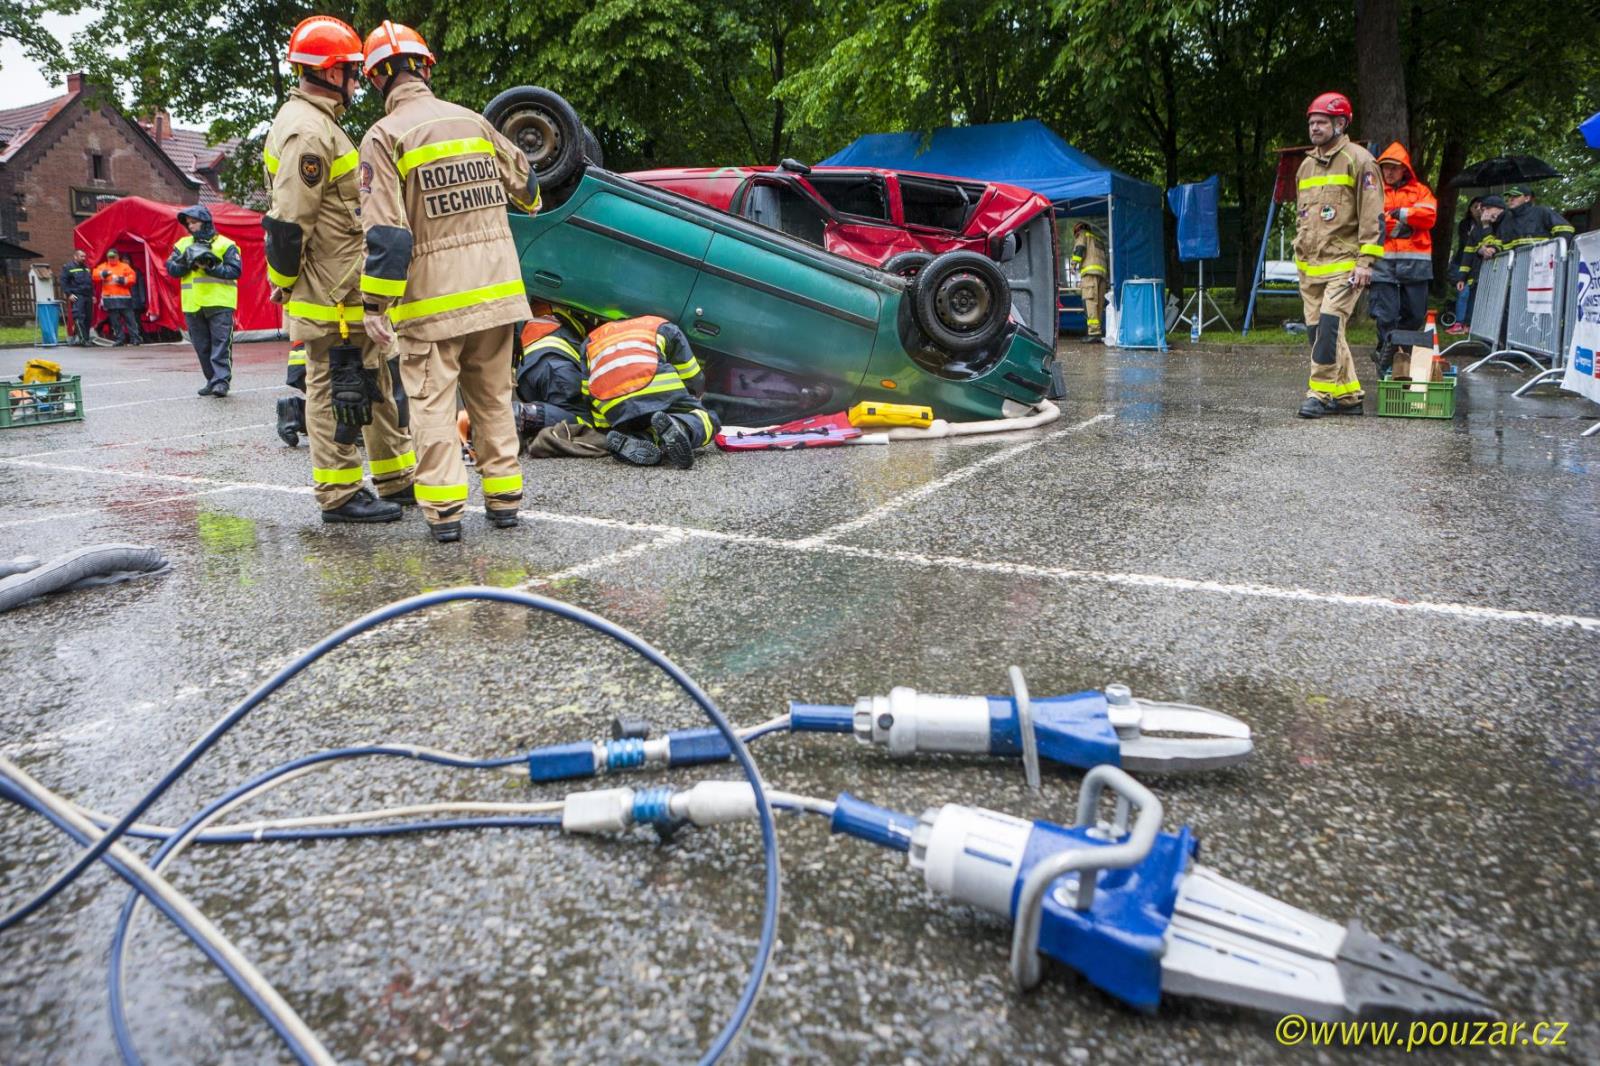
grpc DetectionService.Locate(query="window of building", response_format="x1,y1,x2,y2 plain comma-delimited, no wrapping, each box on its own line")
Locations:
91,153,107,181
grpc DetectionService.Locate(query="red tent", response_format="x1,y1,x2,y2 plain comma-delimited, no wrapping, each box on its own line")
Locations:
73,197,278,336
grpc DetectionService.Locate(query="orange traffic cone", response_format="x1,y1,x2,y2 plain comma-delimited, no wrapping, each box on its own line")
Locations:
1423,310,1446,380
457,410,476,466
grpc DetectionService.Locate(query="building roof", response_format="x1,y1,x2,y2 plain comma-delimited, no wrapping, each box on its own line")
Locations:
0,93,75,164
0,80,237,197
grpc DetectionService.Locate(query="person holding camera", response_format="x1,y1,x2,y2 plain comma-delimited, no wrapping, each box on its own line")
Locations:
166,204,242,396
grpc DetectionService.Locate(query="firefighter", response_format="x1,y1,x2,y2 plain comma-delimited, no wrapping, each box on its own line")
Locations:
1480,185,1575,257
515,303,607,458
95,250,140,346
1293,92,1384,419
61,249,94,345
356,20,538,543
262,15,416,523
1446,196,1487,335
276,341,309,447
167,205,243,396
1071,222,1108,343
586,314,719,469
1368,143,1435,376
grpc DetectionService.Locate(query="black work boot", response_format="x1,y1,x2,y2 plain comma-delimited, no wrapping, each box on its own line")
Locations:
1330,401,1365,416
429,520,463,543
607,430,662,466
197,381,215,396
1375,344,1397,379
650,412,695,470
322,487,403,524
276,397,303,446
486,507,520,528
211,380,230,398
379,484,417,506
1298,396,1335,419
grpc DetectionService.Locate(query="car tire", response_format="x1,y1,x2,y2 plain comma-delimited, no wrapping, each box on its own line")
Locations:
911,250,1010,353
582,125,604,168
881,251,933,280
484,86,585,190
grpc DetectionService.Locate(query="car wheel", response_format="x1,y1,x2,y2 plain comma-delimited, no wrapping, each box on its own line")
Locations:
582,125,604,168
484,86,585,190
911,250,1010,353
881,251,932,280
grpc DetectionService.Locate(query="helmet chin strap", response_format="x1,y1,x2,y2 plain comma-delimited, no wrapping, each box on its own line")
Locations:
377,59,428,101
301,65,356,107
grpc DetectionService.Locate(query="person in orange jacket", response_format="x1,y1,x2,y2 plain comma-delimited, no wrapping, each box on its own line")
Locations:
95,249,141,346
1369,142,1435,376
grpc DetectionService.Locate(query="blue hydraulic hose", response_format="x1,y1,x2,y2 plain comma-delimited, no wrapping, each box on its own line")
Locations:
0,776,320,1063
18,586,780,1066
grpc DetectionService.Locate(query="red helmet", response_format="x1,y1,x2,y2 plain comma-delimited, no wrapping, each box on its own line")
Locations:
1307,92,1353,120
362,20,435,78
286,16,363,71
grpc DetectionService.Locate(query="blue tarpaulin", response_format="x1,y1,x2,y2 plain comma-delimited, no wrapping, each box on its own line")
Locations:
1167,176,1221,261
822,120,1165,300
1581,110,1600,149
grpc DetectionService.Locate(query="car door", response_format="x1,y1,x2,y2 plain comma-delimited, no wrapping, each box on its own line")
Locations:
511,175,711,322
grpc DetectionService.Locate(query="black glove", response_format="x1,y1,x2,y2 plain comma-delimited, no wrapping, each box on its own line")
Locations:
98,270,110,281
192,250,220,272
329,345,372,430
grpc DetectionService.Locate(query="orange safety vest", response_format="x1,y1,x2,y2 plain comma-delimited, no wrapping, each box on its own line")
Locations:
96,260,136,299
585,316,669,402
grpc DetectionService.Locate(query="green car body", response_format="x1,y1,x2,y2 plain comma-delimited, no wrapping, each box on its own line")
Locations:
509,168,1054,424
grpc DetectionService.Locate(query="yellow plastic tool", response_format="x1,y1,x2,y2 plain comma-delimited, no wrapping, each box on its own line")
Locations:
847,401,933,429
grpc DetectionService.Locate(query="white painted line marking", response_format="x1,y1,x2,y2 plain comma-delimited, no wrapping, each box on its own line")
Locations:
81,378,152,388
522,529,688,588
0,487,243,529
4,421,277,461
799,413,1112,545
6,442,1595,632
95,384,280,411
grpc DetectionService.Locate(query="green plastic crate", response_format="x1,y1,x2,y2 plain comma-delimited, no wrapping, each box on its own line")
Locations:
1376,377,1455,419
1,375,85,428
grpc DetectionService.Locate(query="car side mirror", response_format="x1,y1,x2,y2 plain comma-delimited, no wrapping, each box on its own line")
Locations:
779,158,812,175
997,232,1019,262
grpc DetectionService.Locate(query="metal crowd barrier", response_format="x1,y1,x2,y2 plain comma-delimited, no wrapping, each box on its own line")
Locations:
1457,249,1544,374
1508,239,1576,396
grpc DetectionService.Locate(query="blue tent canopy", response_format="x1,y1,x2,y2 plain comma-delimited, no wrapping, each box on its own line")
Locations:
822,119,1165,297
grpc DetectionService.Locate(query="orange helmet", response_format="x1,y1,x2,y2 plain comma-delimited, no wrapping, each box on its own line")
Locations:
362,21,435,78
286,16,364,71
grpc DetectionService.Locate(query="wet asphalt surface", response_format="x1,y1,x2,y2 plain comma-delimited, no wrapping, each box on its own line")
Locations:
0,338,1596,1065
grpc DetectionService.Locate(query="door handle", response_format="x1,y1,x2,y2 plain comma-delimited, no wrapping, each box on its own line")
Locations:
533,270,562,288
693,319,720,337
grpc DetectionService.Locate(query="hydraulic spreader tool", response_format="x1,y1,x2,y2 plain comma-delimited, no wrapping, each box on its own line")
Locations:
0,591,1493,1066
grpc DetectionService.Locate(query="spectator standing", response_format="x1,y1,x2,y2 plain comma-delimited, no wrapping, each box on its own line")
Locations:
1369,143,1436,376
1481,186,1574,256
60,249,94,345
1446,196,1486,335
166,205,243,396
95,249,140,346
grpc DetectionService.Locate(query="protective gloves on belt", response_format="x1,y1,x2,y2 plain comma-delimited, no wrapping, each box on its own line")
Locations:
329,346,374,429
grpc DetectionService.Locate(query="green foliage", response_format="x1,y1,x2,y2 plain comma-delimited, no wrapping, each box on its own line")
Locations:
2,0,71,74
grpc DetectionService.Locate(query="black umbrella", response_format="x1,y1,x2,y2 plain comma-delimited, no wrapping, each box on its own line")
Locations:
1449,154,1562,188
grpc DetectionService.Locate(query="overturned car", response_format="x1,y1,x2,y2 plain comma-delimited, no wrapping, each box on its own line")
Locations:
487,88,1056,425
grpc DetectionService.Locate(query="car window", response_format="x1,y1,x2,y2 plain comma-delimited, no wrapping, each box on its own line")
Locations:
900,177,983,231
742,179,829,246
807,175,890,221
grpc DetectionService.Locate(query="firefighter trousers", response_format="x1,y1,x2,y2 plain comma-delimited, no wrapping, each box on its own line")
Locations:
304,333,416,511
398,324,523,526
1081,275,1106,337
1299,273,1364,405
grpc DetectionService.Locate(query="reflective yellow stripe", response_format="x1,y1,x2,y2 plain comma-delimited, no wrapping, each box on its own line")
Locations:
692,408,714,445
481,473,523,495
263,149,279,175
313,466,363,485
395,137,494,180
595,372,685,415
368,450,417,475
1296,259,1356,277
360,274,407,297
1308,378,1362,397
415,483,469,503
673,356,701,380
329,150,360,181
1080,266,1107,277
1359,244,1386,257
285,301,364,323
388,279,526,323
287,352,307,367
267,265,298,288
1298,174,1356,189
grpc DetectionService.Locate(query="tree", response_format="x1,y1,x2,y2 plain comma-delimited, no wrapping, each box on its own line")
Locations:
2,0,68,74
1354,0,1407,149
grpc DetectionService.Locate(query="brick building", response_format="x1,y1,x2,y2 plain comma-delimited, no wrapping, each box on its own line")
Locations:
0,73,240,320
